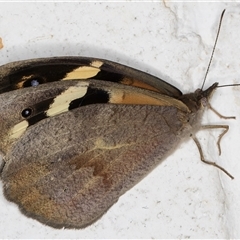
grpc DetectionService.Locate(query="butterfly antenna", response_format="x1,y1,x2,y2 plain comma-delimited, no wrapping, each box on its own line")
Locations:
218,83,240,88
201,9,226,90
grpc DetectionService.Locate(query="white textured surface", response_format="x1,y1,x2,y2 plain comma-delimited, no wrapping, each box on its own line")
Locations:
0,2,240,238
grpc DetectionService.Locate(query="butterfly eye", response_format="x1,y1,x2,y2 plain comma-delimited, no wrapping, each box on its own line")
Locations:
21,108,33,118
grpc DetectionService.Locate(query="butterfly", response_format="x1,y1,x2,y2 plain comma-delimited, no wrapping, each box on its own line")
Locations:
0,9,234,229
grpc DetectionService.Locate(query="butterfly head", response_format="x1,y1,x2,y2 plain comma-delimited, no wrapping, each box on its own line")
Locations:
179,82,218,114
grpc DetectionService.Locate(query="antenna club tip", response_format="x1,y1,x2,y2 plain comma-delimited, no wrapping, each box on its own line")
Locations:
222,9,226,16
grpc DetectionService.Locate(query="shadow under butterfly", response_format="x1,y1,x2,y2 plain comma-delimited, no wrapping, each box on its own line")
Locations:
0,9,236,229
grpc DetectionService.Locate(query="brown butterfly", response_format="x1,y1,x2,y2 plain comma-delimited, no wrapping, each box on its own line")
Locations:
0,9,234,229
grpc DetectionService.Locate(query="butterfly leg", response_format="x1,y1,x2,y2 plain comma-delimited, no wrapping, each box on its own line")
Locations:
208,104,235,120
200,124,229,155
191,135,234,179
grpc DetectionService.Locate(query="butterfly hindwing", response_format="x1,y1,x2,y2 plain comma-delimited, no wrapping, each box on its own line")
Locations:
1,101,190,228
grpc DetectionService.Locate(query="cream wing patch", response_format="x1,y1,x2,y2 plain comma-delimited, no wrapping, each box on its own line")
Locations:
90,60,104,68
46,82,89,117
63,61,103,80
9,82,89,140
9,120,29,139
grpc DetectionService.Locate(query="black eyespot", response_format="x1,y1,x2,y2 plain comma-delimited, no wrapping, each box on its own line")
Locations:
22,108,33,118
30,79,40,87
23,77,44,88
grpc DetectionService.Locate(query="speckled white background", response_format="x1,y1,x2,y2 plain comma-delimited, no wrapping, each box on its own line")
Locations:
1,1,240,239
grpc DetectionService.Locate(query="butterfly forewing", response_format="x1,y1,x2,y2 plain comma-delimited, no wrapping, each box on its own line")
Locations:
0,57,182,97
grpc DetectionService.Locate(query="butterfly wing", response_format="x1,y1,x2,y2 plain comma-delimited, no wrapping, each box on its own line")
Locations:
0,79,189,155
0,78,191,228
1,102,190,229
0,57,182,97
